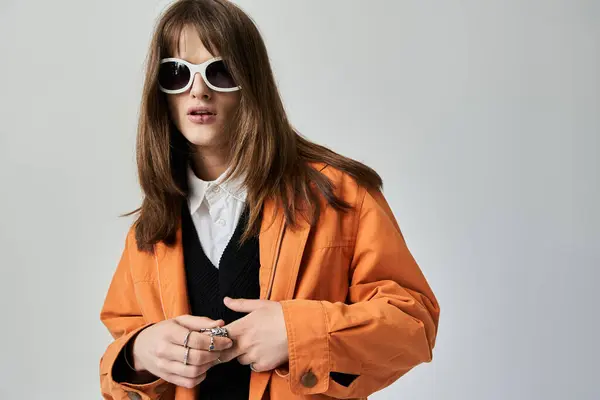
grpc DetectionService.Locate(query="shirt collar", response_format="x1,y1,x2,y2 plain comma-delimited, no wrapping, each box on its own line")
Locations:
187,165,247,214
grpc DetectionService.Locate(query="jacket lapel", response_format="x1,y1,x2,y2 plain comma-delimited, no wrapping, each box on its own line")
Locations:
258,197,285,300
268,162,326,300
267,212,311,301
258,198,312,301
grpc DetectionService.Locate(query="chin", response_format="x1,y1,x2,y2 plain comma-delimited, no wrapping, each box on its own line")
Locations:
182,127,221,147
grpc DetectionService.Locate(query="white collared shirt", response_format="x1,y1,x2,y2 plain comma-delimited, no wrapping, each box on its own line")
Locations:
187,166,247,268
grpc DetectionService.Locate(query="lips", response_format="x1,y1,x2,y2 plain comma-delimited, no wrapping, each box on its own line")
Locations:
187,106,217,116
187,112,217,124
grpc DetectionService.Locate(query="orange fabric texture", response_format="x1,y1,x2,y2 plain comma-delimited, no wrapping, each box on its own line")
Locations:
99,164,440,400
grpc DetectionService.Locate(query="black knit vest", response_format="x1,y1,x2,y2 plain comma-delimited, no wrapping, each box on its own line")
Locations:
181,202,260,400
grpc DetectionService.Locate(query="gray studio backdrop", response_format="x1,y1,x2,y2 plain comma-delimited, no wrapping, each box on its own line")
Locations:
0,1,598,399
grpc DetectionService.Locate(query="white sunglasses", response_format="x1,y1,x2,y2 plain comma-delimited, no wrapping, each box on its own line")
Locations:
158,57,241,94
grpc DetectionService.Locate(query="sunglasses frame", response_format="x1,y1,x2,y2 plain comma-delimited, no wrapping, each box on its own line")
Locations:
158,56,241,94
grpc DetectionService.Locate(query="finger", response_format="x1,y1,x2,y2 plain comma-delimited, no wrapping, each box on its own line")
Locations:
164,345,224,367
163,371,206,389
237,353,253,366
175,315,224,331
165,319,227,348
164,320,196,348
216,328,250,362
218,346,246,364
237,354,266,372
223,297,268,313
163,358,220,379
186,331,233,352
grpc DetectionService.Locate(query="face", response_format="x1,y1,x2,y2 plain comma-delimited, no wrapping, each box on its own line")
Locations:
164,25,240,149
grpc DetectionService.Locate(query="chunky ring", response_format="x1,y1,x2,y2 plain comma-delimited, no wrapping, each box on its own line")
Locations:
250,363,259,372
183,347,190,365
208,335,215,352
183,330,192,348
199,327,229,338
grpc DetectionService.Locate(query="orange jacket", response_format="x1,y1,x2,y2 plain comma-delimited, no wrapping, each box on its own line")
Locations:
100,164,440,400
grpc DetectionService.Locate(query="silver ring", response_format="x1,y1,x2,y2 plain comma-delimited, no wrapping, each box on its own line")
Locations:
208,335,215,352
199,327,229,338
183,330,192,348
250,363,259,372
183,347,190,365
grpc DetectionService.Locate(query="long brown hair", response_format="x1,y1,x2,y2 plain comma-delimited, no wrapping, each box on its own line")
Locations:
127,0,382,253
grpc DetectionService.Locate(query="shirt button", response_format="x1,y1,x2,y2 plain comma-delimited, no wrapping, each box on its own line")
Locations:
300,370,318,388
212,186,220,193
216,219,226,226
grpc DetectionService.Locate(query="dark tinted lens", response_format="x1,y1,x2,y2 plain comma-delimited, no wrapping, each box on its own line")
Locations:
158,61,191,91
206,60,236,89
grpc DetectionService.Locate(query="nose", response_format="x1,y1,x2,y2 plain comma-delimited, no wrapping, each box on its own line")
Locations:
189,72,211,100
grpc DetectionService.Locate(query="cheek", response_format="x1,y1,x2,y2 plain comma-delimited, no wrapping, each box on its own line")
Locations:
217,93,241,114
166,95,185,119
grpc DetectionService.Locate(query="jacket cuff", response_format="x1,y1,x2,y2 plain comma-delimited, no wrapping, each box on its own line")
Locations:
280,300,330,395
101,323,169,399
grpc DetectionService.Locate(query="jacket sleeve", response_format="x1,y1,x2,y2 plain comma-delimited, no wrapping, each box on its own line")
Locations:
279,187,440,398
99,229,170,400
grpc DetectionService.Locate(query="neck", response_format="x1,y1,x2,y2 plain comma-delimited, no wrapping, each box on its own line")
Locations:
190,146,230,181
